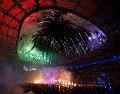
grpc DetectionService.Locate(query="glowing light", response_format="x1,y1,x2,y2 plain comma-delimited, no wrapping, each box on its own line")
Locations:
30,67,75,87
17,40,59,64
33,79,78,87
31,67,79,87
33,80,43,84
74,83,77,87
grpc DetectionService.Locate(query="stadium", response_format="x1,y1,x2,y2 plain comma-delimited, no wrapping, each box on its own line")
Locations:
0,0,120,94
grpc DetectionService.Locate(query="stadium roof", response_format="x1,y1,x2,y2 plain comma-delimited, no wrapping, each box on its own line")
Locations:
0,0,120,66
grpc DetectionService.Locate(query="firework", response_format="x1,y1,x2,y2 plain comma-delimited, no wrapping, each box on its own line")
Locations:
17,9,107,64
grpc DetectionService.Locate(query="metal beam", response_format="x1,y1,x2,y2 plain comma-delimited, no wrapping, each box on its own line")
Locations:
88,0,111,20
12,0,28,14
0,22,18,30
52,0,57,7
34,0,40,8
0,7,20,22
101,13,120,26
74,0,81,11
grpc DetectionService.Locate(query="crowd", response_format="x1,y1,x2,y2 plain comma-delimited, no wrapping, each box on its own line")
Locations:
21,83,111,94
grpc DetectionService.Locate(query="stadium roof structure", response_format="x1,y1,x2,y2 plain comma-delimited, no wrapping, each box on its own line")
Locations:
0,0,120,66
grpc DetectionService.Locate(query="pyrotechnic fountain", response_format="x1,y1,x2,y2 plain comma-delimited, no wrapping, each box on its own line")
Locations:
32,67,74,87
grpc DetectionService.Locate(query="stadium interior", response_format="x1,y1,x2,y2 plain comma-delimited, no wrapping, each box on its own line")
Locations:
0,0,120,94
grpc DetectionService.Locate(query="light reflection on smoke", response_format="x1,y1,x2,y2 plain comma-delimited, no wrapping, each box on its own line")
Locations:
32,67,72,86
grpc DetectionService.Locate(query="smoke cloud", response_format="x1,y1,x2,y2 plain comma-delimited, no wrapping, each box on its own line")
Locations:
0,65,72,93
32,67,73,85
0,66,25,94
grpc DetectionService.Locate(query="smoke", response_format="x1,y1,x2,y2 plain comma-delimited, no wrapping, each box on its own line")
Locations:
32,67,72,85
14,86,24,94
0,65,72,93
14,86,34,94
0,66,26,94
58,68,72,81
26,91,34,94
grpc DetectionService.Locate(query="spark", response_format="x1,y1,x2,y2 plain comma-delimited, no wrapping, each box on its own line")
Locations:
17,9,107,64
